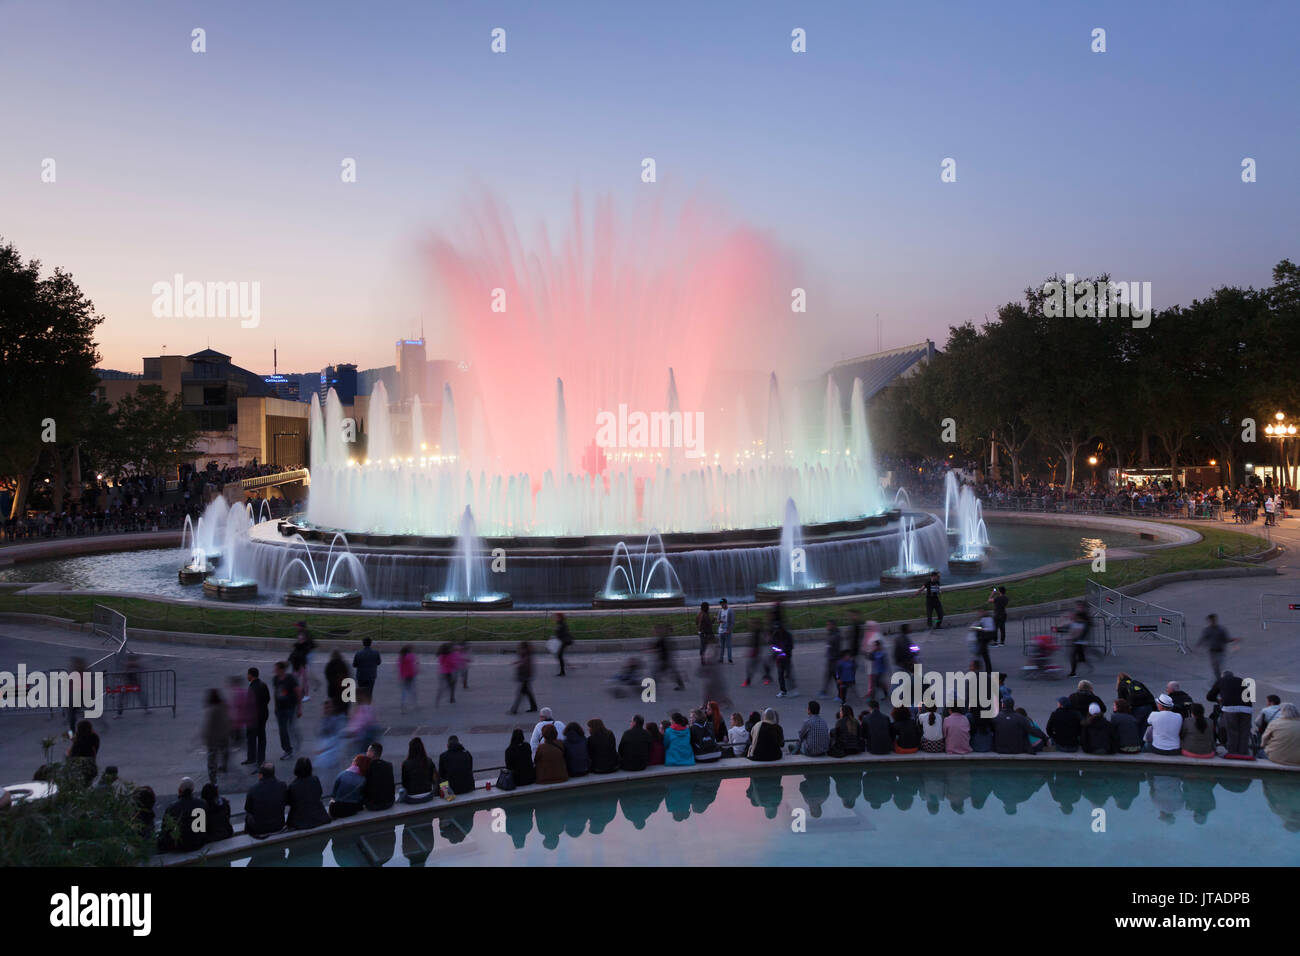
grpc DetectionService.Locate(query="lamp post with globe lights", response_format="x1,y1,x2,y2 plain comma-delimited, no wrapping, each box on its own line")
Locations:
1263,412,1297,489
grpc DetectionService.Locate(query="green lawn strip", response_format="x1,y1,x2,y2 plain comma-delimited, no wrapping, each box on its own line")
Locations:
0,524,1269,643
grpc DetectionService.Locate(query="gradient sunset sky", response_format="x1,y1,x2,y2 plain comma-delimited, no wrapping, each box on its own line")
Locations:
1,0,1296,375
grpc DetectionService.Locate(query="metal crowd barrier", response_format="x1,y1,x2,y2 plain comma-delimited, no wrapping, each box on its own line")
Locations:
106,669,177,717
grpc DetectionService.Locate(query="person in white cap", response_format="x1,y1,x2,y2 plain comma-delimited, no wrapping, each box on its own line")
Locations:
1143,694,1183,755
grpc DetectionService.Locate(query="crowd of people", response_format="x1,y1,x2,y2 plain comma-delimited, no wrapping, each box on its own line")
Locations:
0,460,302,542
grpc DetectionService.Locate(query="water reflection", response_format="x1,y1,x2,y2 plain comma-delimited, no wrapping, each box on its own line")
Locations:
229,765,1300,867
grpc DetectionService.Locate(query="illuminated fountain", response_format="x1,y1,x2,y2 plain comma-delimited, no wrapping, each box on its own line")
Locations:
880,515,935,588
203,504,259,600
178,498,232,583
945,473,990,571
593,531,684,608
755,498,835,600
278,533,366,608
421,506,512,609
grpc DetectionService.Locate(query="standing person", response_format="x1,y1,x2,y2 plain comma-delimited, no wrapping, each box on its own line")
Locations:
975,615,995,673
867,633,888,702
243,667,270,769
508,641,538,715
397,645,419,714
774,618,797,698
324,651,349,714
225,675,247,752
315,698,347,784
990,586,1009,645
717,598,735,664
741,620,769,688
455,640,471,690
833,650,856,705
1207,671,1253,757
653,622,685,691
201,688,230,785
1066,602,1093,677
288,621,315,708
552,613,573,677
819,620,842,698
352,637,381,700
1196,614,1237,681
434,642,458,707
272,661,301,760
116,653,147,717
918,571,944,629
696,601,715,664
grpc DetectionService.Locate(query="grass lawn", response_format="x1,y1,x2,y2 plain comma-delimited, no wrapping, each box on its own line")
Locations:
0,523,1270,644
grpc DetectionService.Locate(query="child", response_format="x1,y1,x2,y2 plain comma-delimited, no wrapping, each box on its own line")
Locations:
834,650,856,704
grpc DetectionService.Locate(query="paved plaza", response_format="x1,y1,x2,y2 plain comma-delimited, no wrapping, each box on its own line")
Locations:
2,517,1296,813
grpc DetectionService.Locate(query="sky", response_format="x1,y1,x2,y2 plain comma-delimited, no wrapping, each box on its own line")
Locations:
1,0,1296,376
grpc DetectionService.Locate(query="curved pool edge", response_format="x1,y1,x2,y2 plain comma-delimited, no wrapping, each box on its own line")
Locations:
161,749,1300,867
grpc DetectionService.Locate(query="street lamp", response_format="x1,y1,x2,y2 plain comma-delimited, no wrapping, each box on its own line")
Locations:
1088,455,1098,486
1263,412,1297,489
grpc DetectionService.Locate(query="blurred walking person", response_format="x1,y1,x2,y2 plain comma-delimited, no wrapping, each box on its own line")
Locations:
509,641,538,715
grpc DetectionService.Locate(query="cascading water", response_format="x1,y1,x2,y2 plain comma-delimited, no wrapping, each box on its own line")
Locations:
754,498,834,598
420,506,512,608
277,533,367,607
595,531,684,606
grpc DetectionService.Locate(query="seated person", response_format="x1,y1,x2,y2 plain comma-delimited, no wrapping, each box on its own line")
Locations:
504,728,536,786
157,777,206,853
329,755,369,818
244,763,288,837
400,737,440,802
747,709,784,762
1180,703,1217,758
1142,694,1184,756
287,757,331,829
828,705,863,757
688,709,722,762
1108,700,1142,754
438,736,475,794
891,707,921,754
199,783,234,843
725,712,751,758
363,743,396,811
533,724,569,783
1080,704,1112,754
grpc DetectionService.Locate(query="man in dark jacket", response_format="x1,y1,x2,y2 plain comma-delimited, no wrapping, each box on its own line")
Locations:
1068,680,1105,719
353,638,382,698
244,763,288,837
1207,670,1253,756
364,742,396,810
1108,700,1143,753
862,700,893,755
243,667,271,767
992,700,1033,754
1165,681,1194,717
618,714,652,771
157,777,206,853
1046,696,1082,752
437,736,474,794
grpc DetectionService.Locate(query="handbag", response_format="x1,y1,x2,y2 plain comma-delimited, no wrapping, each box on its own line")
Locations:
546,636,562,655
495,769,516,791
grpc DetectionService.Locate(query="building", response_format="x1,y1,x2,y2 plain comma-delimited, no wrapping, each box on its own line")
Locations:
237,396,311,467
395,338,426,403
825,340,937,406
263,374,300,401
319,363,358,405
94,348,274,469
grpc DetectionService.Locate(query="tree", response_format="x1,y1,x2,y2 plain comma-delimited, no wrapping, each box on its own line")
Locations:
106,385,201,478
0,240,103,518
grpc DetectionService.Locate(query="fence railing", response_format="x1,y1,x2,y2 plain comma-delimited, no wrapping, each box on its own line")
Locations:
105,669,177,717
1085,579,1187,655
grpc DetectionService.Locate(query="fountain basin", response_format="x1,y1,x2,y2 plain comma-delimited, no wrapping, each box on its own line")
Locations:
754,581,836,601
203,578,259,600
948,551,986,572
285,587,363,609
879,567,934,589
593,589,685,609
421,592,513,611
178,566,210,584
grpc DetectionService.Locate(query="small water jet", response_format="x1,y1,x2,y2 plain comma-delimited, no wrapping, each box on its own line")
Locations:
203,504,259,600
593,531,685,608
421,506,512,609
755,498,835,600
279,533,366,608
879,515,936,587
945,474,989,571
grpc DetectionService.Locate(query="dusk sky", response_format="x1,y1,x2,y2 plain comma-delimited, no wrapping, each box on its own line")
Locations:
2,0,1296,376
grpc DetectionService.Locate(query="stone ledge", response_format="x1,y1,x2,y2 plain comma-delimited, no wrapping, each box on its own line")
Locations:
158,747,1300,867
